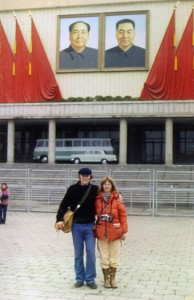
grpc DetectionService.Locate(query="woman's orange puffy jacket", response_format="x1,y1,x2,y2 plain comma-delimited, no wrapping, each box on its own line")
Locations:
95,192,128,241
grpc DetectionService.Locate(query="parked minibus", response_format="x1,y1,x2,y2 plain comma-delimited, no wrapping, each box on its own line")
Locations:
33,138,118,164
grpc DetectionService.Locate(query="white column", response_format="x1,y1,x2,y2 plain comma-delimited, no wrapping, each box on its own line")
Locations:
165,118,173,165
48,119,56,164
7,120,15,163
119,118,127,164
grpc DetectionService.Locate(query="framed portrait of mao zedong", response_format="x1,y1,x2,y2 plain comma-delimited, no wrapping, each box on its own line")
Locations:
103,11,149,71
56,14,100,73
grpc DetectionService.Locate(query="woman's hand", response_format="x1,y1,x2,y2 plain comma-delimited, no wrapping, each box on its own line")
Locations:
120,234,126,240
55,221,64,230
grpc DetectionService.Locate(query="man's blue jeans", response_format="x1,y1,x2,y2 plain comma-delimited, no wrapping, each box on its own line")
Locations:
72,222,96,284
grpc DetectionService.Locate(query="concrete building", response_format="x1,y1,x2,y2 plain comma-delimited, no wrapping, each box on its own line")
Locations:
0,0,193,165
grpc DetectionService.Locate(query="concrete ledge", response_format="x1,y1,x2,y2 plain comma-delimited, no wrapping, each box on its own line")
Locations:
0,100,194,120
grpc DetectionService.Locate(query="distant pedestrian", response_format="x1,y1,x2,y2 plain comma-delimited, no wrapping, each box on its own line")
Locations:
0,183,10,224
95,176,128,288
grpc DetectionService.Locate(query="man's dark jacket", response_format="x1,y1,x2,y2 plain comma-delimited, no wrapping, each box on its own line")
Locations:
56,182,98,224
105,44,145,68
59,46,98,69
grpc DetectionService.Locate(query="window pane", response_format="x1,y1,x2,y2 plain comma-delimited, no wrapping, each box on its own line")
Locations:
92,140,101,146
56,140,63,147
73,140,81,147
65,140,72,147
37,141,44,147
102,140,110,146
82,140,90,147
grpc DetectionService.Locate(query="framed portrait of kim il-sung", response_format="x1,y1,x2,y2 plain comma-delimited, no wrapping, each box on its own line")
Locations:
56,14,101,73
102,11,149,71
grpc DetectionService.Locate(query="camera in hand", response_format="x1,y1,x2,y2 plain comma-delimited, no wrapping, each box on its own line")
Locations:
100,214,113,222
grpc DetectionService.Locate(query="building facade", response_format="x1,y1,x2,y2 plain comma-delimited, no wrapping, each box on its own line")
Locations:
0,0,193,165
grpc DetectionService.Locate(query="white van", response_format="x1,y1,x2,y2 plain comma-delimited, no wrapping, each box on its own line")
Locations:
33,138,117,163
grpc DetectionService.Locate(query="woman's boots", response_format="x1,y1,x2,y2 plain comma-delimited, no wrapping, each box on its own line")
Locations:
110,267,117,288
102,267,118,288
102,268,111,288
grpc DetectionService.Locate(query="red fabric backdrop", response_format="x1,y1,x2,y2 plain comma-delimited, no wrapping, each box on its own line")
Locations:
140,9,194,100
174,10,194,99
0,18,62,103
140,11,176,100
0,21,15,102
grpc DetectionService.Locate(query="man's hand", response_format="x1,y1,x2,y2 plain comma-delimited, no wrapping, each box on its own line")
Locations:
55,221,64,230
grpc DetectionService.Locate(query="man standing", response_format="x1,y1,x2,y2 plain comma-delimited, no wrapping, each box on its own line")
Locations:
105,18,145,68
55,167,98,289
59,21,98,69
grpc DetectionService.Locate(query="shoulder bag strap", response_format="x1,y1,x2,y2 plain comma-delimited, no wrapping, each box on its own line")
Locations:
75,184,92,211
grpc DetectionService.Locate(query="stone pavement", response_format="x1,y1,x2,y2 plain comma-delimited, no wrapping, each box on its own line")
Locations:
1,213,194,300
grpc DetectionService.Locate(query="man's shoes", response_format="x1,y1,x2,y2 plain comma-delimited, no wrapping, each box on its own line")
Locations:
87,283,97,289
74,282,84,288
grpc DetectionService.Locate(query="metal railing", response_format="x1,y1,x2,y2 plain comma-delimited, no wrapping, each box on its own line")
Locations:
155,170,194,216
111,170,152,215
1,167,194,216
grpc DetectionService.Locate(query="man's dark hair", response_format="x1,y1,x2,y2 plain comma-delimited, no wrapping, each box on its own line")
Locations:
69,21,90,33
116,19,135,30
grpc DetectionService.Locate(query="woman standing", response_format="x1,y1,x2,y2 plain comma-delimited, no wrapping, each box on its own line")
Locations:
95,176,128,288
0,183,10,224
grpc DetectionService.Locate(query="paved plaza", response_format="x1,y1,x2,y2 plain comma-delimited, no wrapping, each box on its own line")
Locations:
1,212,194,300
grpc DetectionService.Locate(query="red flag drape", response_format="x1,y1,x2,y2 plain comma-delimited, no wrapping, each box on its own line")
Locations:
0,21,15,102
14,19,31,102
30,18,62,101
140,11,176,100
174,9,194,99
